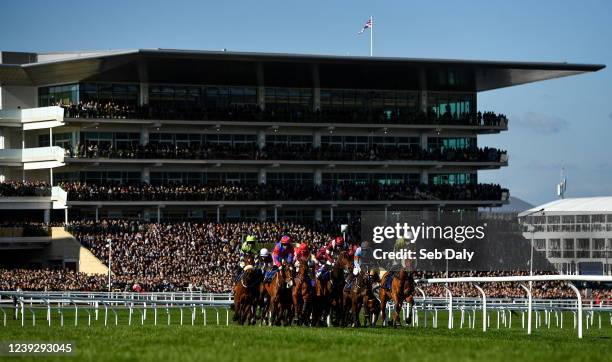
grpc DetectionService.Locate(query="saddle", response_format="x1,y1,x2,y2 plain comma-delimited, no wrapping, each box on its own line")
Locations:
383,271,396,290
263,269,277,283
316,266,331,282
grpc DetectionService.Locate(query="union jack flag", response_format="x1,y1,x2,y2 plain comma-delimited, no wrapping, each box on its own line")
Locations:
358,18,373,34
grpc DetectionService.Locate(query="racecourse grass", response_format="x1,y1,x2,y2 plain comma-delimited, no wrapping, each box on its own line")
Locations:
1,309,610,362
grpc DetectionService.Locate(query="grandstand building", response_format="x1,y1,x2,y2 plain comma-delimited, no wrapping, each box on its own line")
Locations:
0,49,605,223
519,197,612,275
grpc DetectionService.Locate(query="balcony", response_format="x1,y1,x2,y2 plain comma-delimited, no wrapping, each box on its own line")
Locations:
0,185,67,210
0,146,65,169
63,144,508,169
0,106,65,130
60,103,508,132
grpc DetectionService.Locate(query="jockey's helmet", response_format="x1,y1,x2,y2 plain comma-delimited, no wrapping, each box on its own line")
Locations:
334,236,344,247
280,235,291,244
259,248,270,257
246,235,256,243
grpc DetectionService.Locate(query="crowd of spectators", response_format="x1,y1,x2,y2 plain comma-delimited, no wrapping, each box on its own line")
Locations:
59,182,508,202
67,142,506,163
57,101,508,127
413,271,602,299
0,181,50,197
0,219,609,299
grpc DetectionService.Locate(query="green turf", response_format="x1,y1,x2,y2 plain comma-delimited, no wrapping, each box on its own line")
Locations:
1,308,610,362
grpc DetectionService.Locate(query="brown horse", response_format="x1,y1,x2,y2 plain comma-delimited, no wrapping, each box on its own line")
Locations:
379,268,415,327
312,265,332,327
292,262,312,326
262,263,294,326
233,265,261,325
329,251,352,326
348,269,379,327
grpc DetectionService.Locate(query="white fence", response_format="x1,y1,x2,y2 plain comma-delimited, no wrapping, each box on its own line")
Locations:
1,275,611,339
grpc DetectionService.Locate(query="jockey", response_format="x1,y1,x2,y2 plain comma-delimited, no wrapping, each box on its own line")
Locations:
272,235,294,267
257,248,273,270
315,236,346,265
294,243,310,265
352,245,362,276
239,235,257,268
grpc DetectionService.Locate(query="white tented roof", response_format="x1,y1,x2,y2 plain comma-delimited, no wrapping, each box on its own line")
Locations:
519,197,612,216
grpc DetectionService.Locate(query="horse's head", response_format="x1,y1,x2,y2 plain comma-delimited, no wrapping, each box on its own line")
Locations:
244,254,255,266
241,266,259,288
335,251,352,271
277,263,294,289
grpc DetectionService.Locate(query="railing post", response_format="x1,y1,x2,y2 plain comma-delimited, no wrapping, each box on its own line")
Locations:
567,283,583,339
471,283,486,332
443,286,453,329
519,284,532,335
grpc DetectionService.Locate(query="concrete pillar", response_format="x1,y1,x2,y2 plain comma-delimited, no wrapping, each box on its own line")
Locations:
157,206,161,223
216,206,221,223
257,63,265,110
257,129,266,149
95,207,99,222
314,169,322,185
274,206,278,223
330,206,334,222
44,209,50,224
140,127,149,146
0,129,4,182
421,170,429,184
142,167,150,184
143,209,151,222
311,64,320,111
258,168,266,185
420,91,428,113
315,208,322,222
419,67,428,113
64,209,68,225
313,130,321,148
421,133,428,150
139,83,149,106
259,208,267,222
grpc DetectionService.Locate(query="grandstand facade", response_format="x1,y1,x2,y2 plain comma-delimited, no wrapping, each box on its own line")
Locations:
519,197,612,275
0,49,605,223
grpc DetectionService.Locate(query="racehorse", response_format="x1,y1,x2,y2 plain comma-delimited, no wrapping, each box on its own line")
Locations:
233,264,261,325
348,269,376,327
329,251,352,326
291,261,312,326
379,268,415,327
312,265,332,327
262,262,294,326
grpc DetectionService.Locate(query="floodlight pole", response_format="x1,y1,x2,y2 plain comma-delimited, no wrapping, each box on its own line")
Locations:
107,239,113,293
522,208,545,291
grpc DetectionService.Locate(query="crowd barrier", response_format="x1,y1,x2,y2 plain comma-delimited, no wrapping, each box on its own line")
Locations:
1,275,610,339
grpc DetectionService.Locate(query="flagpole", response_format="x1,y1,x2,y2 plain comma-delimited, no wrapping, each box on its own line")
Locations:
370,16,373,56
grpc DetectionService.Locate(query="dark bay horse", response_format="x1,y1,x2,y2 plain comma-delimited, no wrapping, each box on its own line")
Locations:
292,262,312,326
348,269,380,327
379,268,415,327
233,265,261,325
330,251,352,326
312,265,332,327
262,263,294,326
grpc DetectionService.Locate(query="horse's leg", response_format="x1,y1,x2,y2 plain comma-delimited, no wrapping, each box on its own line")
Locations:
379,289,388,327
351,294,360,327
405,295,414,325
393,295,403,328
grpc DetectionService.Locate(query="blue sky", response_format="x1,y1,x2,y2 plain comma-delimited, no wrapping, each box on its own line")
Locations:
1,0,610,205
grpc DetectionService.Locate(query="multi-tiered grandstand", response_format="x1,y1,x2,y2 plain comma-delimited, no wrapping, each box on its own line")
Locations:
0,49,604,223
0,49,606,287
